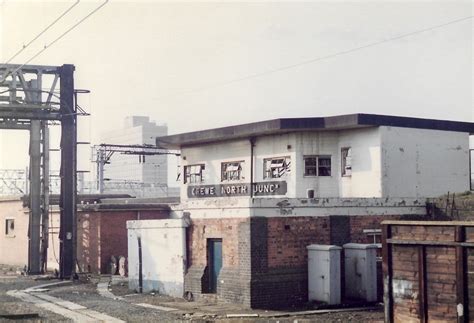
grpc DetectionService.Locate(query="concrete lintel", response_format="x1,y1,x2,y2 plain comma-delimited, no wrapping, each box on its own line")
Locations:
179,197,427,210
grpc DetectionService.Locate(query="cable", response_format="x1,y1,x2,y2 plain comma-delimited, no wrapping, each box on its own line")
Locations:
155,15,473,101
1,0,109,81
4,0,80,64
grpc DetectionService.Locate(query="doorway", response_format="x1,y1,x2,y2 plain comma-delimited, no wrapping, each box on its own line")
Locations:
207,239,222,293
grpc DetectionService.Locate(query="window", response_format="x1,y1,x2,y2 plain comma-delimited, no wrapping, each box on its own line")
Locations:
264,157,291,179
221,161,244,181
363,228,382,260
184,164,205,184
341,147,352,176
5,219,14,236
304,156,331,176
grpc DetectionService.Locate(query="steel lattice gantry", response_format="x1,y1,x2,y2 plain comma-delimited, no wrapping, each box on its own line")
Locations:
0,64,77,278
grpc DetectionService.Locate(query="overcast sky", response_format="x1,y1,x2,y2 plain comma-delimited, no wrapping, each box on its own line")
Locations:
0,0,472,178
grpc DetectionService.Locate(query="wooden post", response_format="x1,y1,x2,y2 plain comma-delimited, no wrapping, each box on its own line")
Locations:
418,245,427,323
382,224,393,323
455,226,468,323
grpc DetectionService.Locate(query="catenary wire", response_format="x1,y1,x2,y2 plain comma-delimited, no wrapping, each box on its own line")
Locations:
154,15,473,101
1,0,109,81
4,0,80,64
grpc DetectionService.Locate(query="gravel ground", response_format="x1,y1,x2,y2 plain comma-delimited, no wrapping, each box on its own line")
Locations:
47,280,182,322
108,283,384,322
0,265,384,323
0,266,69,322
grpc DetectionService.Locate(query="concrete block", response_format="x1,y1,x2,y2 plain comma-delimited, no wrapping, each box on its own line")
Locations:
307,244,342,305
343,243,378,302
127,219,188,298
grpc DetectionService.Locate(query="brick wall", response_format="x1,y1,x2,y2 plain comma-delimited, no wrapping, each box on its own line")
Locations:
186,218,243,268
385,222,467,323
183,213,428,309
426,246,457,321
99,210,168,274
267,217,330,268
390,244,458,322
76,209,168,274
184,217,250,304
77,213,101,273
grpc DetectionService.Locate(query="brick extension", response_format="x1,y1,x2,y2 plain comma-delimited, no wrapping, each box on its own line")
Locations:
77,209,168,274
184,213,425,308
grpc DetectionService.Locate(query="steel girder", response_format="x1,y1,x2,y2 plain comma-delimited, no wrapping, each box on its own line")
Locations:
0,63,77,279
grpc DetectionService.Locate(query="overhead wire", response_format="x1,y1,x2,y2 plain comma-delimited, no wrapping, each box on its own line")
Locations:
154,15,474,101
3,0,80,65
1,0,109,81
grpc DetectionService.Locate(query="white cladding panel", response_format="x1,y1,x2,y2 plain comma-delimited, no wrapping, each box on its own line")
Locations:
338,127,382,198
127,219,187,297
180,128,383,199
381,126,470,198
179,126,469,200
295,131,340,198
180,139,252,199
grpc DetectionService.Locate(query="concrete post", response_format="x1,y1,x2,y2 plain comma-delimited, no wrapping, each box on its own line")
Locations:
40,122,49,272
28,120,41,273
307,244,342,305
343,243,378,302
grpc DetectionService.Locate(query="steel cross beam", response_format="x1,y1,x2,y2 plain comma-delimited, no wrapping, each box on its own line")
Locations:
0,63,77,279
96,143,181,156
92,143,179,193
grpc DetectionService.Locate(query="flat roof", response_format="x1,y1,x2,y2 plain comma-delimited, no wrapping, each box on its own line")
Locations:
156,113,474,148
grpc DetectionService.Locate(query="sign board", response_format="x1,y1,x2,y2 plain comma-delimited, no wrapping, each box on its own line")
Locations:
187,181,287,198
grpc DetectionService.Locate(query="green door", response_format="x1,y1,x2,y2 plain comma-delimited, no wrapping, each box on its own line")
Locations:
208,239,222,293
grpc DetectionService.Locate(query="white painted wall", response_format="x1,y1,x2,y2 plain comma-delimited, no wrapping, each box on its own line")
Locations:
180,139,254,199
294,131,339,198
381,126,470,198
127,219,187,297
180,129,382,200
0,198,59,270
338,128,382,198
175,197,427,219
179,126,470,200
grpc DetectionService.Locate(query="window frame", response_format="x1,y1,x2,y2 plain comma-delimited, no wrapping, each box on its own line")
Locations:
221,160,244,182
263,156,291,179
5,218,14,237
183,164,205,184
341,147,352,177
303,155,332,177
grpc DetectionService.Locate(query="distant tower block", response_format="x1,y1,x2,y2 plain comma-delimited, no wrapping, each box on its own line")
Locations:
100,116,168,185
